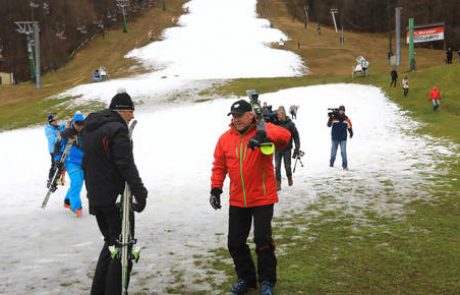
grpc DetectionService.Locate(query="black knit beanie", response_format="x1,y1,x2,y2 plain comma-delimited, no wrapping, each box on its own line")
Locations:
109,92,134,111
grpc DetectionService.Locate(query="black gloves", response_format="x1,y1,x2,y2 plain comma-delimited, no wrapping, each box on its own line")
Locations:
209,187,223,210
292,149,300,159
247,130,268,150
349,129,354,139
133,196,146,213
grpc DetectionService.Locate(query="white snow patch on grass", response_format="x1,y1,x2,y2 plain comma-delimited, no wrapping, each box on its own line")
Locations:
0,84,455,293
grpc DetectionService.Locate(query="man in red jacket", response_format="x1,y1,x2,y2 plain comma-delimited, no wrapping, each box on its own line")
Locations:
210,99,291,295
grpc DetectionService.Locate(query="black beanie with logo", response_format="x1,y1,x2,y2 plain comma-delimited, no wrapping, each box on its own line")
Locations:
109,91,134,111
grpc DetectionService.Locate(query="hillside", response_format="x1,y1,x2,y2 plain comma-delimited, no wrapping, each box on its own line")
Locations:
258,0,445,76
0,0,187,130
0,0,161,81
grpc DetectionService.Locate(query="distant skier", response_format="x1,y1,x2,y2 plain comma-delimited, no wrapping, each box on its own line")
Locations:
44,114,66,180
402,75,409,97
55,111,85,215
82,89,147,295
274,106,300,191
429,86,441,111
210,99,290,295
289,105,298,119
327,105,353,170
390,68,398,87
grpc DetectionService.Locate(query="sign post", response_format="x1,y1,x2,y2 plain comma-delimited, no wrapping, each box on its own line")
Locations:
395,7,402,66
408,18,415,71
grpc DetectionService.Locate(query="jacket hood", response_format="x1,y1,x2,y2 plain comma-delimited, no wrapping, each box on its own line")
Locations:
84,109,127,132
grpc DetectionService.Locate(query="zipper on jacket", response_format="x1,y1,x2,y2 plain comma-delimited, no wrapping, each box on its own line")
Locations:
239,140,248,207
262,170,266,195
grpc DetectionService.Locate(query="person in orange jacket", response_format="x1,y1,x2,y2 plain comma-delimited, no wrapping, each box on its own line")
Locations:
210,99,290,295
429,86,441,111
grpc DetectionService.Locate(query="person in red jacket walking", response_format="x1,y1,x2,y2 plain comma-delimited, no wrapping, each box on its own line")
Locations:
210,99,290,295
429,86,441,111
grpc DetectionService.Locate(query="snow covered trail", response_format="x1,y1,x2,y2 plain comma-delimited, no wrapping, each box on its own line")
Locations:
58,0,305,104
0,84,454,294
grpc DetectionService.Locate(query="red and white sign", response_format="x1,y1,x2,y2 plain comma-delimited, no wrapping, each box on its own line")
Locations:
406,26,444,44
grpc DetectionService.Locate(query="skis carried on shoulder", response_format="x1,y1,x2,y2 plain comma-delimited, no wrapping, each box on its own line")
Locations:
246,89,275,155
119,119,138,295
41,139,74,209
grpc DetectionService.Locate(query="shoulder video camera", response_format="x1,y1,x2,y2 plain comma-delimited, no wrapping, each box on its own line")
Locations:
327,108,339,117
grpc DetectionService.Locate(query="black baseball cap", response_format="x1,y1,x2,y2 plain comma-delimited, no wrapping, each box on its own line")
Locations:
227,99,252,116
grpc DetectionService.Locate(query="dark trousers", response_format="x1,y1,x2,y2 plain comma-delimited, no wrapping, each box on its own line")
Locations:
391,78,397,87
228,204,277,285
403,88,409,97
275,149,292,181
290,111,296,119
48,153,55,179
91,205,133,295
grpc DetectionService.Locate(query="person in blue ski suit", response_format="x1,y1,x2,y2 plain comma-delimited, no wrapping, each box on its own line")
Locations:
55,111,85,215
45,114,66,179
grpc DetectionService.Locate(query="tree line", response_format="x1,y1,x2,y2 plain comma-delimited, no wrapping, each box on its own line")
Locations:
285,0,459,49
0,0,158,82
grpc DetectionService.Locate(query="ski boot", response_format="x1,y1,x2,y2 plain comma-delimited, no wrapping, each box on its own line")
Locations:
63,199,71,209
74,208,83,217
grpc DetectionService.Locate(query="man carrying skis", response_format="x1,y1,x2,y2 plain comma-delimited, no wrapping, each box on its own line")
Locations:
82,89,147,295
210,99,290,295
55,111,85,215
274,106,300,191
44,114,66,180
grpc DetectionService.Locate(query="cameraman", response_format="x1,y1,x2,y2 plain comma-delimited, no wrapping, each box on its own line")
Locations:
274,106,300,190
327,105,353,170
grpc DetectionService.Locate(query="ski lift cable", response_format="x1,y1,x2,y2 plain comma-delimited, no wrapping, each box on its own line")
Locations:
341,12,369,30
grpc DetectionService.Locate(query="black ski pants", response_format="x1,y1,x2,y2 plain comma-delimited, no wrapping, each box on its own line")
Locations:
275,149,292,181
391,78,397,87
228,204,277,285
90,205,133,295
48,153,55,179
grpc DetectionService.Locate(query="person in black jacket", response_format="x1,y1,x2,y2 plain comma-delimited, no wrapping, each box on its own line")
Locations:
446,47,453,64
274,106,300,191
390,68,398,87
82,89,148,295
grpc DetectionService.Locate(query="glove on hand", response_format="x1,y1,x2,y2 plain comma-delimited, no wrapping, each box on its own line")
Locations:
133,196,146,213
292,149,300,159
209,188,223,210
247,130,268,150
